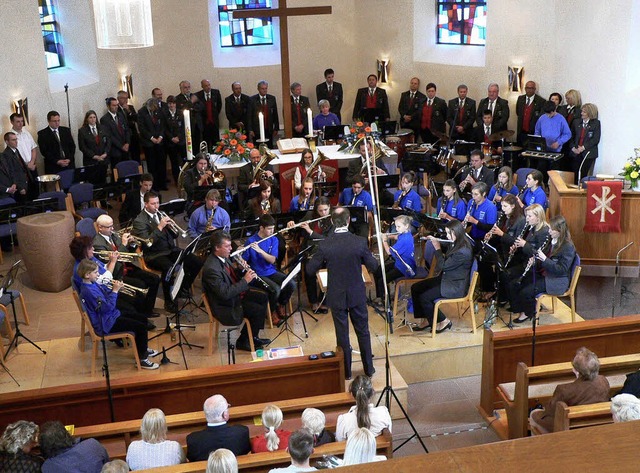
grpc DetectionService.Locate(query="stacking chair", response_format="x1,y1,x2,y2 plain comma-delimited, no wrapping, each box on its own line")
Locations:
515,167,535,188
201,293,254,360
535,254,582,323
75,218,97,238
57,168,75,192
113,160,143,182
66,183,107,221
431,259,479,337
37,191,67,211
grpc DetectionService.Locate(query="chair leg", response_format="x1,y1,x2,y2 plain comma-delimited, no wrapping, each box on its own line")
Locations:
570,295,576,322
469,298,477,334
209,320,218,356
243,318,255,352
392,282,401,323
432,302,440,338
18,294,30,326
80,317,86,352
3,313,15,341
129,335,141,371
266,305,273,329
551,296,556,313
91,339,98,376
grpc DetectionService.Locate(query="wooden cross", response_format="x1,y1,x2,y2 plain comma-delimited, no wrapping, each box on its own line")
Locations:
232,0,332,139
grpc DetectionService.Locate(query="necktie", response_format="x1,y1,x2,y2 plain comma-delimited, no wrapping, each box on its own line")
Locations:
225,261,239,283
351,192,358,205
261,97,266,106
328,85,332,93
526,97,531,107
489,100,495,114
153,213,159,225
428,99,432,107
410,93,415,100
459,99,463,108
485,126,490,136
369,88,374,97
236,96,241,104
110,236,118,251
54,129,65,158
205,93,210,101
91,126,97,136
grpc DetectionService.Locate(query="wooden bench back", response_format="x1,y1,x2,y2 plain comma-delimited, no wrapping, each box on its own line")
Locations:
553,401,613,432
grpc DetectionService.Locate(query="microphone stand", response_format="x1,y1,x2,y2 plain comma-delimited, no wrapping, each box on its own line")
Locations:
612,242,634,317
97,297,116,422
64,83,71,128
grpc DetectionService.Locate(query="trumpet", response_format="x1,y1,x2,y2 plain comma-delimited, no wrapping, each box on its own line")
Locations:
94,250,141,262
157,210,188,238
101,279,149,297
128,234,153,247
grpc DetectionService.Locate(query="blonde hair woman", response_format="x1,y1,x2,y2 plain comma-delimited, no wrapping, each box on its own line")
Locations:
250,404,291,453
342,427,386,465
126,408,185,470
206,448,238,473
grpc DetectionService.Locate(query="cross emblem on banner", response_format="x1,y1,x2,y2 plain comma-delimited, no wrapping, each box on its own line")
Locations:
591,186,616,222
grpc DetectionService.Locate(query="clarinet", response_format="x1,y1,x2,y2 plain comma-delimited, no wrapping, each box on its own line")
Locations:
232,255,276,294
483,211,505,243
505,224,531,267
516,185,526,204
462,200,475,227
492,182,503,204
516,234,552,284
439,195,450,217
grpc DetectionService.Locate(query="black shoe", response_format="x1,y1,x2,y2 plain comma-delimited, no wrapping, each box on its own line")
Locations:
413,324,431,332
146,321,157,331
254,336,271,347
164,301,178,313
365,368,376,377
514,314,532,324
236,339,253,352
148,311,161,318
435,321,453,334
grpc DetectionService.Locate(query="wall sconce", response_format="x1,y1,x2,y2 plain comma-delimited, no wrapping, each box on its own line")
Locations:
120,74,134,97
377,59,389,84
12,98,29,125
508,66,524,93
93,0,154,49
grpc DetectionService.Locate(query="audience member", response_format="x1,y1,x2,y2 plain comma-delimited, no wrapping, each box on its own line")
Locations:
342,427,385,466
100,459,130,473
126,408,184,470
301,408,335,447
0,420,42,472
206,448,238,473
336,375,392,441
187,394,251,461
611,394,640,423
251,404,291,453
40,420,109,473
268,429,316,473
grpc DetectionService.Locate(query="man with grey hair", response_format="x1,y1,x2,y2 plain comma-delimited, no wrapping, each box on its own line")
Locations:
176,80,204,147
248,80,279,149
289,82,311,137
225,82,250,130
476,82,510,132
611,394,640,422
301,408,335,446
186,394,251,462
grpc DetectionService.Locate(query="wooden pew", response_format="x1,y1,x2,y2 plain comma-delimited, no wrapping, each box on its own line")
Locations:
74,392,355,460
479,314,640,420
553,401,613,432
496,353,640,439
0,351,345,429
136,429,393,473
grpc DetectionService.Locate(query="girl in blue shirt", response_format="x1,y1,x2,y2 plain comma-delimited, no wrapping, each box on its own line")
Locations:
392,172,423,233
437,179,467,221
519,169,548,209
374,215,417,299
289,177,315,212
487,166,519,211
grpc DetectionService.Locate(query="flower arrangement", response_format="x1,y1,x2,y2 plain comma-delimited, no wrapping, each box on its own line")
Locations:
338,121,381,154
215,129,254,163
620,148,640,188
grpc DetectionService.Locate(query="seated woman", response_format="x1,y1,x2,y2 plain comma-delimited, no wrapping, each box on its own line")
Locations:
611,394,640,423
411,220,474,333
293,148,326,191
289,177,315,212
126,408,184,470
251,404,291,453
339,175,373,239
77,259,159,370
510,215,575,323
519,169,548,209
529,347,610,434
247,181,281,219
341,427,386,466
465,182,497,299
0,420,42,472
206,449,237,473
336,375,392,441
487,166,519,211
39,420,109,473
313,99,340,131
301,408,335,447
374,215,417,300
437,179,467,222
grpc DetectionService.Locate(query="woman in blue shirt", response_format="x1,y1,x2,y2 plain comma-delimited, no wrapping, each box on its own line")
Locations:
313,99,340,131
437,179,467,221
290,177,315,212
487,166,519,211
392,171,423,233
519,169,548,209
374,215,417,300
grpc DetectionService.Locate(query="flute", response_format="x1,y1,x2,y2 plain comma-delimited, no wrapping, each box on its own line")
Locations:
420,237,454,243
282,215,331,233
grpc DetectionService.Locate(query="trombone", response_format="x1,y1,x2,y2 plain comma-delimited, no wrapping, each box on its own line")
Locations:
101,279,149,297
157,210,188,238
94,250,141,262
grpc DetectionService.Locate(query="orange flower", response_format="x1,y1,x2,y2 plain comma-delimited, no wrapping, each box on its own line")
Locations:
357,133,365,139
230,139,238,146
215,146,222,153
350,128,356,133
247,142,255,149
365,127,372,133
222,134,229,139
356,121,364,127
229,129,237,134
237,146,245,154
240,135,247,140
224,149,231,155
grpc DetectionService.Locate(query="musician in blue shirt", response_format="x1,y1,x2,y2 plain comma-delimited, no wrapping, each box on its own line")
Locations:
339,176,372,239
289,177,315,212
466,182,498,241
187,189,231,238
519,169,548,209
437,179,467,221
374,215,417,299
487,166,519,211
242,214,295,321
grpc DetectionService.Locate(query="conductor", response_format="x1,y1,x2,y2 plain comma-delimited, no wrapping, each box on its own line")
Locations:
306,207,379,379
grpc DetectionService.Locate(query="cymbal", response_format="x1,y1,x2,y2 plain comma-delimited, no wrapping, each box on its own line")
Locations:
488,130,515,141
503,146,523,152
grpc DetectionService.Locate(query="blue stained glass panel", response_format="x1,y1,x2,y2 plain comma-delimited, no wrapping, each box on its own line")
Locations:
39,0,64,69
218,0,273,48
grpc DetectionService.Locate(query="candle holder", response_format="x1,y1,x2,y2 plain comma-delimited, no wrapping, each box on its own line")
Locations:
256,139,269,154
306,135,318,152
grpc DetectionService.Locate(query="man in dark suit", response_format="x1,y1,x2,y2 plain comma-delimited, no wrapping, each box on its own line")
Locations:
38,110,75,174
398,77,426,137
516,81,545,146
419,82,448,145
101,97,131,167
458,149,496,194
289,82,311,138
476,83,510,132
306,207,379,379
117,90,140,162
195,79,223,150
1,132,32,201
186,394,251,461
447,85,477,142
315,68,343,121
175,80,204,148
138,98,167,190
132,191,204,312
119,173,153,225
162,95,186,186
202,232,270,351
224,82,250,131
352,74,390,123
152,87,166,112
247,80,279,149
237,147,278,208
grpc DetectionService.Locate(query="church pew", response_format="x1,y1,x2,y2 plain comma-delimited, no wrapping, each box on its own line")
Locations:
552,401,613,433
0,350,345,429
136,429,393,473
74,392,354,460
479,314,640,419
496,353,640,439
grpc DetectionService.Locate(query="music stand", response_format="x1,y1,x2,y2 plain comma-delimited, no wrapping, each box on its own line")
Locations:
322,125,345,141
313,181,338,199
74,164,107,186
159,199,187,217
477,243,513,329
3,260,46,357
268,263,303,346
284,246,318,336
375,174,400,192
417,214,448,239
229,219,260,240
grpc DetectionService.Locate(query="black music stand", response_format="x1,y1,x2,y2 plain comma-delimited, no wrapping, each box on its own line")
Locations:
74,164,107,186
375,174,400,192
314,181,338,199
229,220,260,240
159,199,187,217
417,214,448,239
267,263,303,345
477,243,513,329
284,246,318,337
4,260,46,357
343,205,368,235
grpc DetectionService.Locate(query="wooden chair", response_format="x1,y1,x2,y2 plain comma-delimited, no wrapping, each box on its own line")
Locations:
0,309,15,361
431,259,479,337
201,293,254,357
536,254,582,323
137,249,163,277
72,291,141,375
391,253,436,324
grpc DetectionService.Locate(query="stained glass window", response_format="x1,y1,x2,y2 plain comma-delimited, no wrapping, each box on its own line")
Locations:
39,0,64,69
437,0,486,46
218,0,273,48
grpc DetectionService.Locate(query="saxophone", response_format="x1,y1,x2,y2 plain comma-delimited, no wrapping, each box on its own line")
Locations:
205,207,217,232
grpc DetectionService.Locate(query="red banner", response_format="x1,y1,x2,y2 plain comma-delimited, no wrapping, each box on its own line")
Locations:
584,180,622,233
278,159,340,211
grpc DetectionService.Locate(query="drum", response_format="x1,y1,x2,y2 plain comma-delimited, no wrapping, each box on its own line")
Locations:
36,174,61,193
385,136,401,159
449,154,468,176
386,129,414,163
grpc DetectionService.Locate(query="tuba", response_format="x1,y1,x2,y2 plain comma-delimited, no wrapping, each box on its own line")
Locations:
253,149,277,182
307,150,328,182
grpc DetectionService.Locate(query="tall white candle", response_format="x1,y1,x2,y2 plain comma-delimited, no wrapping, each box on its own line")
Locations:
183,109,193,160
307,107,313,136
258,111,266,142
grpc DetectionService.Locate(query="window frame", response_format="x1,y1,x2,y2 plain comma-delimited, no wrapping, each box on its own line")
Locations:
39,0,65,69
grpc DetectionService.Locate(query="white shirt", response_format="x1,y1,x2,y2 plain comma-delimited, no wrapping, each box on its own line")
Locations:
126,440,185,470
10,127,37,164
335,404,392,441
